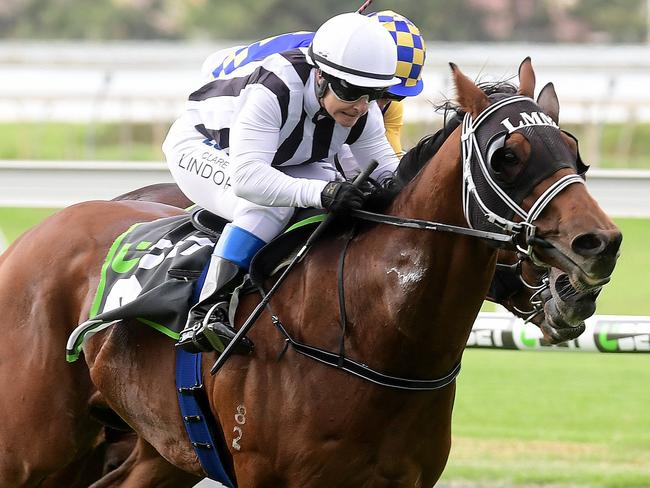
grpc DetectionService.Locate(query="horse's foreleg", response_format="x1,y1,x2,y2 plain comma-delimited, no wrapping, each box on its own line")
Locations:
88,436,200,488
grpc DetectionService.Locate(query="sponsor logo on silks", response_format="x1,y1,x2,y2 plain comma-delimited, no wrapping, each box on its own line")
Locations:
178,153,232,188
501,112,559,133
596,323,650,352
202,138,222,150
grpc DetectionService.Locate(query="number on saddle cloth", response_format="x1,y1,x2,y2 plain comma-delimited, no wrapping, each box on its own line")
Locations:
66,207,328,362
66,212,218,362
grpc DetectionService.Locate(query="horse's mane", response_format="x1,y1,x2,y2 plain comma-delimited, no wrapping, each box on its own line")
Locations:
366,81,518,211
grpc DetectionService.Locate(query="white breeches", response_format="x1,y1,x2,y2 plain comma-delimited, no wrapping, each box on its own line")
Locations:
163,118,337,243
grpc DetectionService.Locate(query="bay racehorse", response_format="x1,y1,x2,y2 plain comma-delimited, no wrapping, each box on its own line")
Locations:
0,59,621,487
114,183,594,344
113,141,598,347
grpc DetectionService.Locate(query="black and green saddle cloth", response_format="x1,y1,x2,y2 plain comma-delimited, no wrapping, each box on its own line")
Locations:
66,209,325,362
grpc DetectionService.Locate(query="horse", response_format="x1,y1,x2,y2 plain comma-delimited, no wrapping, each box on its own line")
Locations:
0,58,621,487
112,162,597,346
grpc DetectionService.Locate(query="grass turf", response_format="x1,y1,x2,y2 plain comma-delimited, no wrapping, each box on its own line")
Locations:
3,122,650,168
0,122,166,161
0,207,59,243
442,349,650,487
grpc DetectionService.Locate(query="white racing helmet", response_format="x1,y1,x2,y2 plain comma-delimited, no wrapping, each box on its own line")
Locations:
307,12,400,89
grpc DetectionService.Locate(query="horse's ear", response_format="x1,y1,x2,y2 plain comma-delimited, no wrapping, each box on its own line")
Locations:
537,82,560,124
450,62,489,118
517,57,535,98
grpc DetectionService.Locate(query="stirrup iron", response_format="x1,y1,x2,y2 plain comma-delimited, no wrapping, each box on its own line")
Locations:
176,302,253,355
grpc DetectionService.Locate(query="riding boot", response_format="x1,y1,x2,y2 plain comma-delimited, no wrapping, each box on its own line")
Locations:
176,223,266,354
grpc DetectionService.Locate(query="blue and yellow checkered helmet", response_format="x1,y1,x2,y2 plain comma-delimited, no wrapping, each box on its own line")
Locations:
367,10,426,97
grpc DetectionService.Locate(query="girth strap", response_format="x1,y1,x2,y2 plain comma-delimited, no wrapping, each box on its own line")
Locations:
175,350,235,486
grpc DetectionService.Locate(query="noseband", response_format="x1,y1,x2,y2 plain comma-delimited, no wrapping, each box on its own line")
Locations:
460,95,585,260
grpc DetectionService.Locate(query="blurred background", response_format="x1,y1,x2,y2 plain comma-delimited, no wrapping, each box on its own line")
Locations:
0,1,648,487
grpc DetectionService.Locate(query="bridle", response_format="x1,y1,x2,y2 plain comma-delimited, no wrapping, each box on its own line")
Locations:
459,95,585,262
493,258,550,323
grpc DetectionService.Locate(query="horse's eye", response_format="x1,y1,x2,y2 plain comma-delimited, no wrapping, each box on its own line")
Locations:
491,148,519,175
502,149,519,166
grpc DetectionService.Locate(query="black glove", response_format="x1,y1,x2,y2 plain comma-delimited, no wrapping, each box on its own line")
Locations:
320,181,366,213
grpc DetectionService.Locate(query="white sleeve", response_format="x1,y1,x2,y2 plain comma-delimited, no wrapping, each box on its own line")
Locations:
349,103,399,183
229,87,327,208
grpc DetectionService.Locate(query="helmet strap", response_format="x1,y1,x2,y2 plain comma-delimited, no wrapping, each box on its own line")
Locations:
312,72,333,121
315,70,329,99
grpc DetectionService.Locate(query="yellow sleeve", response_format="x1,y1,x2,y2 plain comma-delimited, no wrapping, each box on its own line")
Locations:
382,100,404,156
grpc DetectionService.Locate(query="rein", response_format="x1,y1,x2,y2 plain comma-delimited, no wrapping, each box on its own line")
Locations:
271,316,461,391
350,209,513,246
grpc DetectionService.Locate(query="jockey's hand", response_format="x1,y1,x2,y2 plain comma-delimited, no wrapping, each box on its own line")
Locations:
321,181,366,213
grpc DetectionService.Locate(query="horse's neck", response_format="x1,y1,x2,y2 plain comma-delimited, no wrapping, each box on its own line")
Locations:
350,133,497,375
392,135,466,225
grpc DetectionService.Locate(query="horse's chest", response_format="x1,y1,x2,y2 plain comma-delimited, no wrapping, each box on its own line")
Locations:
385,250,427,292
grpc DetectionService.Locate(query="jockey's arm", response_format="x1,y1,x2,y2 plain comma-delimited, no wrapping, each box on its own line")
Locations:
382,100,404,157
348,103,400,182
229,87,328,209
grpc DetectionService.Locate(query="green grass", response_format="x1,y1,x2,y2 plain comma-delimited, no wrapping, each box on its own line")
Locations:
581,122,650,169
0,122,167,161
2,122,650,168
0,207,59,243
441,349,650,487
596,218,650,315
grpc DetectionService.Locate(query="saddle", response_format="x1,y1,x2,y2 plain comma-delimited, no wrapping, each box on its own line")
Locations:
66,207,325,362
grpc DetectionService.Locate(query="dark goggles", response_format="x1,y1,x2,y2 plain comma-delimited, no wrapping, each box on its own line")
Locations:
325,75,387,103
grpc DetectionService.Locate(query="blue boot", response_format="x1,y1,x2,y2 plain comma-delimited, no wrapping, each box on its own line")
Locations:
176,224,265,354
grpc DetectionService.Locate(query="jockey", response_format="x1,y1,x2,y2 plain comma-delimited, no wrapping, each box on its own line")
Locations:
200,10,426,175
163,12,401,353
338,10,426,175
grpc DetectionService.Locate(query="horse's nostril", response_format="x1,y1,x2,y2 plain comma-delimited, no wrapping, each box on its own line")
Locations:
571,232,606,257
609,231,623,255
571,230,622,258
